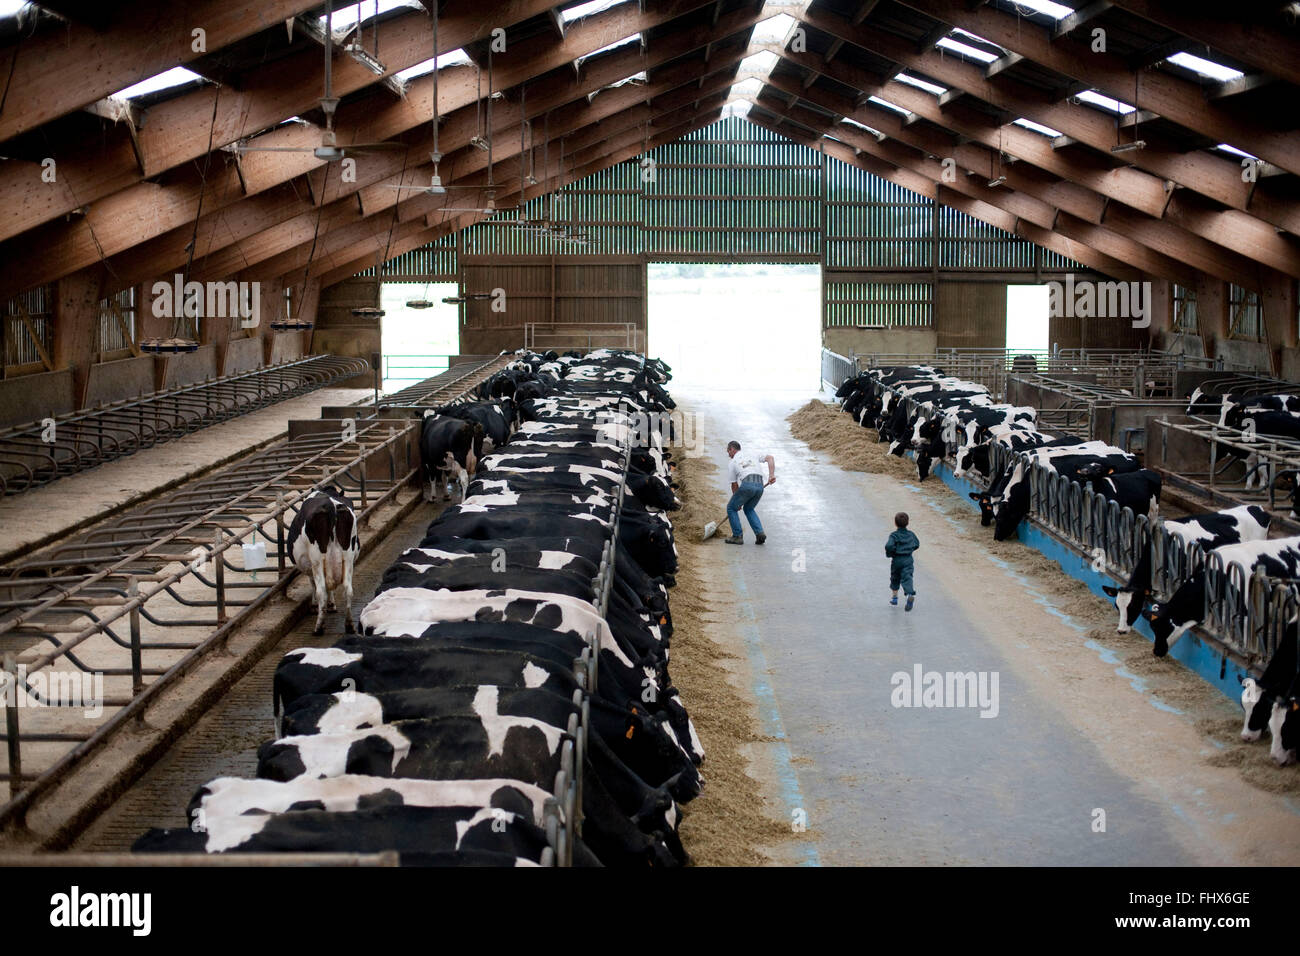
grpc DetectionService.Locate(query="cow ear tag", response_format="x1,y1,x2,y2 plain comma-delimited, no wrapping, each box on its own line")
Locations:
1292,701,1299,712
626,725,635,739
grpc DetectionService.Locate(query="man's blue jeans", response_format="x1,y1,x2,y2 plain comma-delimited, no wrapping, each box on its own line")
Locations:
727,476,765,536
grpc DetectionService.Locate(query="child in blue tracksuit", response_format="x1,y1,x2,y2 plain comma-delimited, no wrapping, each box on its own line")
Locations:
885,512,920,611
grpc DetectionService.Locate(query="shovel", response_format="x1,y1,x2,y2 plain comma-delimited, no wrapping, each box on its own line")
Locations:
702,513,729,541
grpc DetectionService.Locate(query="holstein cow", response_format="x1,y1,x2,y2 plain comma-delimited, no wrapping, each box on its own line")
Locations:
288,487,359,636
1239,623,1297,744
1146,536,1300,657
419,413,483,501
1101,505,1271,633
972,442,1140,540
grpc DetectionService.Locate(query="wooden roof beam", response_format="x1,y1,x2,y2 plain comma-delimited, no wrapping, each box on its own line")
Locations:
893,0,1300,175
1103,0,1300,89
763,107,1202,285
747,112,1142,281
0,21,761,299
1,0,706,244
763,69,1300,279
298,108,724,289
1051,1,1113,40
0,0,326,143
787,6,1300,237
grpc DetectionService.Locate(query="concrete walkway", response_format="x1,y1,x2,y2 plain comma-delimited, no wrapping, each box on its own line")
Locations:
684,387,1300,866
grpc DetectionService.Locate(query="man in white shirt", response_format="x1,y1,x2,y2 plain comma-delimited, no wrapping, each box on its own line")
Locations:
724,440,776,545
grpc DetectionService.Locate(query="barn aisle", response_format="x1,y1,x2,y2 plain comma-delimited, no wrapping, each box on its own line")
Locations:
679,388,1300,867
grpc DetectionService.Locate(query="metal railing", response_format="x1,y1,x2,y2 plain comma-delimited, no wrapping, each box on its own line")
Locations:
523,323,641,353
0,355,370,496
820,348,856,391
0,360,509,832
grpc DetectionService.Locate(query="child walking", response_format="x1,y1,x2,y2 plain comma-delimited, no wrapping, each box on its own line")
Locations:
885,512,920,611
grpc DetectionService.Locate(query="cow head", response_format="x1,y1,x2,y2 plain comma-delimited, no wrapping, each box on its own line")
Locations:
628,471,679,511
969,491,996,526
1101,584,1148,633
1239,677,1269,741
992,479,1029,541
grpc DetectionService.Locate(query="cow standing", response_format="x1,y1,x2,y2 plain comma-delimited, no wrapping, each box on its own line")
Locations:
288,487,360,636
419,413,483,502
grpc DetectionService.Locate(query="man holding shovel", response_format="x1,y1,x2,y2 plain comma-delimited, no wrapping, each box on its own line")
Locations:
723,441,776,545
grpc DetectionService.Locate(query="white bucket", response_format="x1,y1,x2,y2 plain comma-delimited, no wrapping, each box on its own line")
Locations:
242,540,268,571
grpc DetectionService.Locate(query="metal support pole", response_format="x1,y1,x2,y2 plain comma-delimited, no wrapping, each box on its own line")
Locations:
128,577,143,698
214,528,227,624
276,492,287,574
4,654,20,799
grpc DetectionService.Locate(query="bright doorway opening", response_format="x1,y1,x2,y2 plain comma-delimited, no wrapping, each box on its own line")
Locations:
647,263,820,389
379,282,459,393
1006,284,1050,355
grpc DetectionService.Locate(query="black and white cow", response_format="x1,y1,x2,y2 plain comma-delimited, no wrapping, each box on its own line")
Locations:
419,413,483,502
1239,624,1296,744
1075,465,1163,520
1146,537,1300,657
436,399,515,451
1101,505,1271,633
288,487,359,635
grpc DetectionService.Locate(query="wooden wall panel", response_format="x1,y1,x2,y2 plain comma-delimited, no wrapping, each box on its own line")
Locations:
935,281,1007,350
459,255,646,354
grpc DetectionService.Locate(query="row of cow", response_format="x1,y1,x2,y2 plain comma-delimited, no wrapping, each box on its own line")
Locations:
135,348,702,864
834,365,1300,766
836,365,1162,542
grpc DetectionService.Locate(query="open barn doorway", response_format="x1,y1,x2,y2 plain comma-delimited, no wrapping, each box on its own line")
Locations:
378,282,460,393
1006,284,1051,356
647,263,821,389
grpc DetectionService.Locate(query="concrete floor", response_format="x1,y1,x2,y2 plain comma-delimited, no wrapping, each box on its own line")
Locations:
684,387,1300,866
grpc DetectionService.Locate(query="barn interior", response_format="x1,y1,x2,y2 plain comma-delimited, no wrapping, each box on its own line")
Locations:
1,0,1300,869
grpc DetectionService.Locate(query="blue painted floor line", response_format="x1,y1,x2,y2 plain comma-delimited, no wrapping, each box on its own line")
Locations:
727,563,822,867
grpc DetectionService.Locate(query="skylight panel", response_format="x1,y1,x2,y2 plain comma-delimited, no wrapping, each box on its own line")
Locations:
1013,117,1063,137
894,72,946,95
322,0,421,33
937,38,998,63
395,48,471,81
1215,143,1258,160
561,0,626,23
1006,0,1074,19
867,95,908,115
111,67,204,100
575,34,639,66
751,12,799,45
842,117,884,138
0,1,30,17
731,77,765,97
739,50,779,75
720,100,751,119
1166,52,1244,82
1075,89,1135,114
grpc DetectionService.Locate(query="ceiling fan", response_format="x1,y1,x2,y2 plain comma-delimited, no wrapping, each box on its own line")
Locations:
236,0,409,162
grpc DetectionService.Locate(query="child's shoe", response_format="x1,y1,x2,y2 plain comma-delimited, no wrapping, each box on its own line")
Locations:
905,595,915,612
889,595,898,606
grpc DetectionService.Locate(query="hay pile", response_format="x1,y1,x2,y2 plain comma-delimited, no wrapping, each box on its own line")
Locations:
669,448,797,865
787,399,916,480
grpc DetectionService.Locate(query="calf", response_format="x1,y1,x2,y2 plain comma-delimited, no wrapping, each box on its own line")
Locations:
419,414,483,501
288,487,359,635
